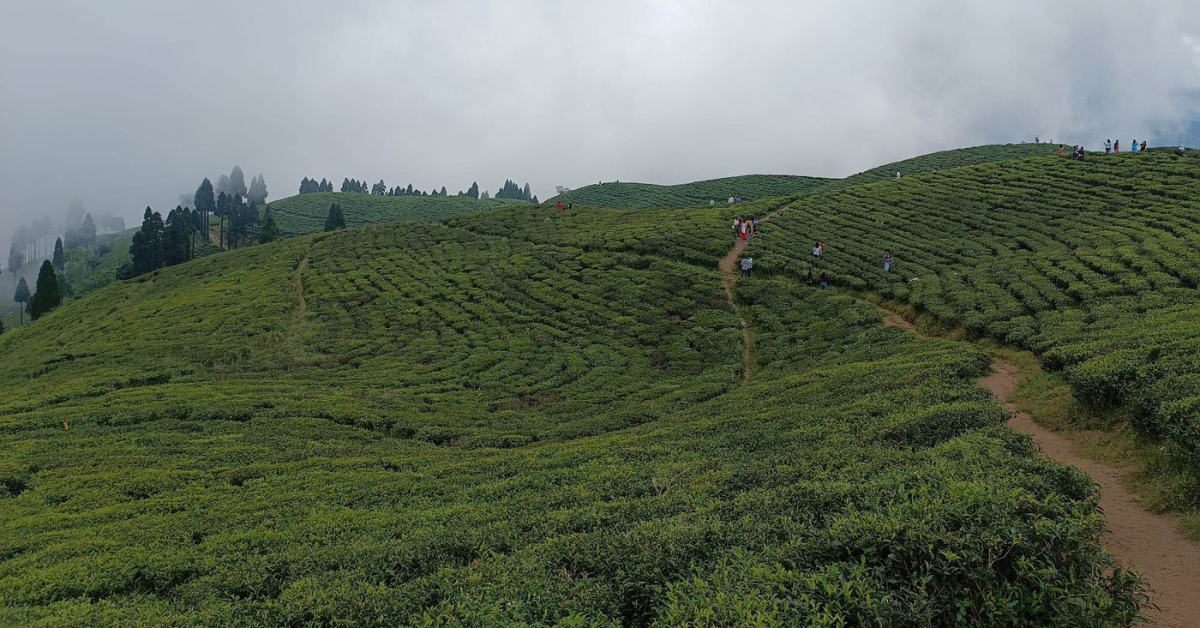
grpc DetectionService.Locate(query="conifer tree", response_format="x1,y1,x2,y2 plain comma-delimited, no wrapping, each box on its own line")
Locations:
7,244,21,286
52,238,65,272
195,178,215,243
259,207,281,244
13,277,30,325
324,203,346,231
29,260,61,320
248,174,268,205
80,213,97,249
467,181,479,199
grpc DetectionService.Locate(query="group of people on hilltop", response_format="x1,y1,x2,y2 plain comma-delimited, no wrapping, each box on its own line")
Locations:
555,201,574,211
733,217,759,240
1059,139,1154,160
1103,139,1148,154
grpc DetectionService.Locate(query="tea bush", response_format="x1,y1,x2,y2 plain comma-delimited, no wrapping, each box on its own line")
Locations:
0,214,1145,624
263,192,528,236
750,149,1200,504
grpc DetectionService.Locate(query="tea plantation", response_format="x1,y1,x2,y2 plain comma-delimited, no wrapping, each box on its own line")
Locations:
0,179,1148,624
263,192,529,237
750,149,1200,513
550,175,832,209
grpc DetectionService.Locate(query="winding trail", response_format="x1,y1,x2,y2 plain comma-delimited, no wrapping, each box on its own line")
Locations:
979,362,1200,628
880,309,1199,626
717,207,790,380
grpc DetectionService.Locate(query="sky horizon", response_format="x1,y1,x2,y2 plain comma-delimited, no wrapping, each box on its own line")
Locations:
3,0,1199,247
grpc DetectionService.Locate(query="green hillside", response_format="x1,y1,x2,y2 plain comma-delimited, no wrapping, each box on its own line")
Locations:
750,149,1200,513
551,174,832,209
0,190,1143,623
263,192,528,236
838,143,1060,186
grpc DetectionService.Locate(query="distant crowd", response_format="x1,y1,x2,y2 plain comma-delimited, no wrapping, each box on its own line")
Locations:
1060,139,1154,160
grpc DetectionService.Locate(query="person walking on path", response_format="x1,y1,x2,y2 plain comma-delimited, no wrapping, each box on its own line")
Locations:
733,218,740,238
883,253,894,272
740,257,753,278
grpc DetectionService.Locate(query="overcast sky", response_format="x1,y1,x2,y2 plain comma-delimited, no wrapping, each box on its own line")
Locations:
2,0,1199,244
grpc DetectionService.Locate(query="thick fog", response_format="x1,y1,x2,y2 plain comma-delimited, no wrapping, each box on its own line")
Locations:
2,0,1198,245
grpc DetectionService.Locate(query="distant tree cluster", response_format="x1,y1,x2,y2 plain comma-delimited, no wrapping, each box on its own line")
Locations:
299,177,334,194
124,205,204,279
299,176,484,198
496,180,537,203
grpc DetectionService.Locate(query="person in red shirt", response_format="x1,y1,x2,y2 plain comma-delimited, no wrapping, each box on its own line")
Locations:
557,201,564,211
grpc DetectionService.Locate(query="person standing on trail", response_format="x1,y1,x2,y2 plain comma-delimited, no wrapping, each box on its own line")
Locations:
740,257,753,278
883,253,894,272
753,217,760,235
741,220,749,240
733,218,740,237
1105,139,1112,154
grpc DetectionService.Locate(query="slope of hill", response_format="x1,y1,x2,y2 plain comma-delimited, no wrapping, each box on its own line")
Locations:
263,192,528,236
839,143,1060,186
0,207,1142,622
551,174,833,209
750,149,1200,515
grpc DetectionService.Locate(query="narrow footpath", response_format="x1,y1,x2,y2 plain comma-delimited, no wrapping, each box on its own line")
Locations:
717,207,790,380
979,361,1200,628
881,309,1199,626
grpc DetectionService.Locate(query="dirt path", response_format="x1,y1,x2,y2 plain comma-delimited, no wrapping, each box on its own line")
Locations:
980,361,1200,627
294,256,309,321
718,207,791,381
881,310,922,338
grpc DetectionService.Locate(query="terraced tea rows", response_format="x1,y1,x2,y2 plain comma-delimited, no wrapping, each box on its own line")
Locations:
838,143,1059,186
0,208,1144,623
551,174,831,209
263,192,528,236
750,150,1200,507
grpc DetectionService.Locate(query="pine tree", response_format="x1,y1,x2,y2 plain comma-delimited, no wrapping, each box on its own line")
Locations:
164,206,190,265
259,207,281,244
229,166,248,198
29,260,61,320
481,190,490,200
467,182,479,199
80,213,97,249
324,204,346,231
440,186,448,196
523,183,532,201
195,178,216,243
13,277,30,325
52,238,65,272
7,244,22,286
248,174,268,205
130,207,166,275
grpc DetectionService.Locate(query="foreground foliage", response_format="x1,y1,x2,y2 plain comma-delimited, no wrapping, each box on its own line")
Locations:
0,208,1145,624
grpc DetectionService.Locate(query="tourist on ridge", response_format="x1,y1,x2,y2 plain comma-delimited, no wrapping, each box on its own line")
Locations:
1141,140,1148,152
1114,140,1120,153
1131,140,1139,153
883,253,894,272
1058,145,1065,157
1105,139,1112,153
557,201,564,210
728,196,735,205
895,171,901,179
1180,146,1188,155
740,256,753,278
